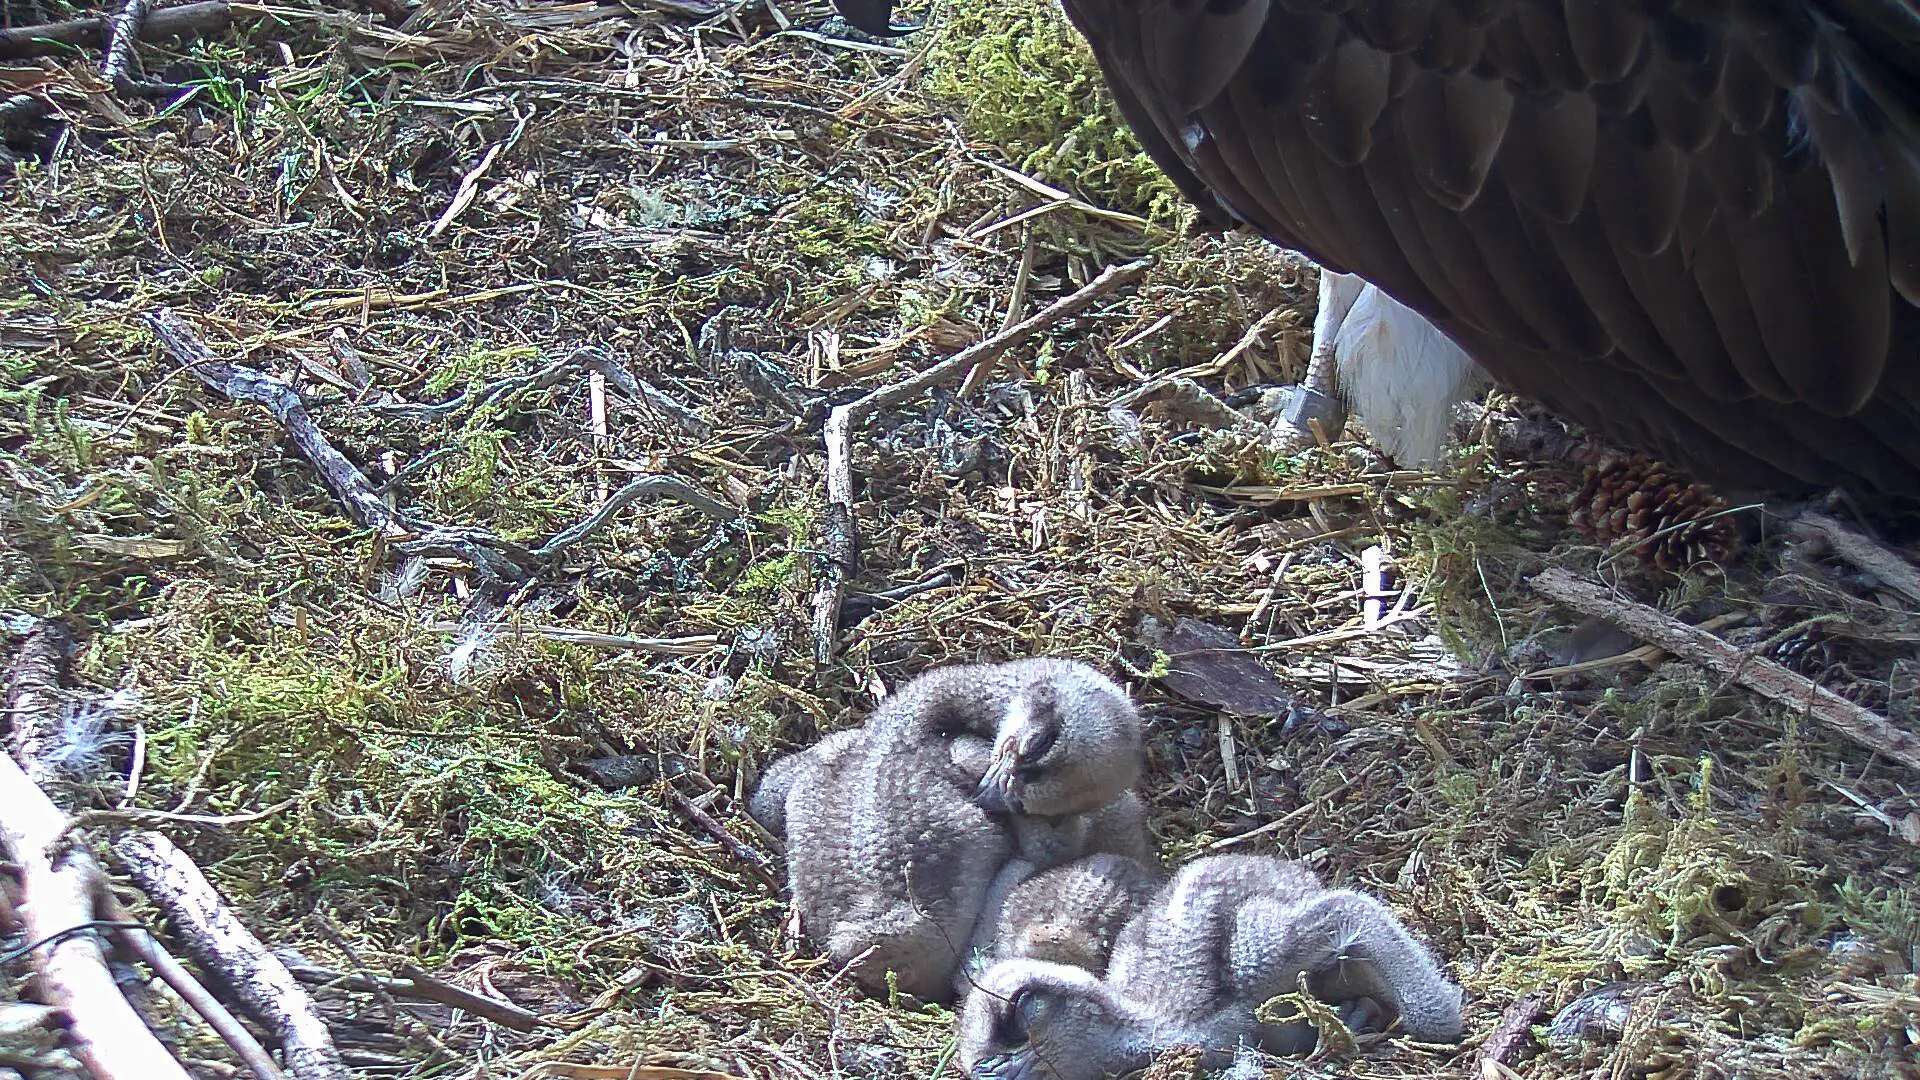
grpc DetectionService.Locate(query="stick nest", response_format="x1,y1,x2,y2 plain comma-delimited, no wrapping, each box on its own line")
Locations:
1,1,1915,1078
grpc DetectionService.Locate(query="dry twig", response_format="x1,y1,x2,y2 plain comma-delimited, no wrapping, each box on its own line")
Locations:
1531,568,1920,771
114,830,350,1080
276,954,545,1033
146,308,405,536
100,894,289,1080
811,257,1152,662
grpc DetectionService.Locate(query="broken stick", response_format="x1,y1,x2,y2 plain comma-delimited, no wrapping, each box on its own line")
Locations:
115,831,349,1080
1531,567,1920,771
811,257,1152,663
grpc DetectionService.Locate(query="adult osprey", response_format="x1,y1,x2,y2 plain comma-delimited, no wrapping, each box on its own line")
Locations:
836,0,1920,500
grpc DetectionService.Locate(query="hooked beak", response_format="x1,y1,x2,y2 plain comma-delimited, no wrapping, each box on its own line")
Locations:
832,0,913,37
973,748,1025,814
970,1049,1037,1080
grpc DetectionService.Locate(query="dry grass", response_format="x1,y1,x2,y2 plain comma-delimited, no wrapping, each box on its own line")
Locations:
1,1,1916,1079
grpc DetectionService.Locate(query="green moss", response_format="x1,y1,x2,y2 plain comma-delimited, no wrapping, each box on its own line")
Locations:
922,0,1179,220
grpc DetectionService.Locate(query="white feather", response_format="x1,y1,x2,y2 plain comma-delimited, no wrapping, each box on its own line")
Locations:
1326,275,1483,467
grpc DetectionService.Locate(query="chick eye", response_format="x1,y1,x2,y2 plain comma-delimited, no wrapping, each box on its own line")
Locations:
999,989,1034,1046
1017,725,1058,761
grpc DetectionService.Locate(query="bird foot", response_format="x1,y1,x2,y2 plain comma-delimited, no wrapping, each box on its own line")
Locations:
1268,384,1347,450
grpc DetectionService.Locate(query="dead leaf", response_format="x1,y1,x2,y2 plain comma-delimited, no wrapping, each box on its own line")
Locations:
1137,615,1319,725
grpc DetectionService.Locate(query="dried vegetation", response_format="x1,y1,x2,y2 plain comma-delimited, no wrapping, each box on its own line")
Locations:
0,0,1916,1078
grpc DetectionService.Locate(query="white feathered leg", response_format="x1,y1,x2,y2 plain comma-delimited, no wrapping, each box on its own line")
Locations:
1330,283,1483,468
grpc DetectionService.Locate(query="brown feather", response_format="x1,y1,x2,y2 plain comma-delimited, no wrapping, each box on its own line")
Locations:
1499,89,1597,222
1350,0,1437,52
1692,130,1774,218
1719,44,1778,133
1459,177,1613,356
1395,68,1514,209
1297,32,1393,165
1645,58,1725,150
1588,126,1688,255
1563,0,1647,83
1589,38,1656,115
1515,1,1591,91
1723,165,1890,414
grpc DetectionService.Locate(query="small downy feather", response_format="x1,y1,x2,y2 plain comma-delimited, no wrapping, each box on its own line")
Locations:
1330,278,1484,466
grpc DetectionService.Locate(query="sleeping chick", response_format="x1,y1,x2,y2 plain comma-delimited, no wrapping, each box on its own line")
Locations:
748,728,862,840
957,852,1162,1000
958,854,1463,1080
770,658,1151,1002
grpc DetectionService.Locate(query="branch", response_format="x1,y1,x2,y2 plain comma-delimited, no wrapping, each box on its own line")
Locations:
0,0,230,61
532,475,737,559
276,954,546,1033
114,831,350,1080
3,631,194,1080
810,257,1151,663
1530,567,1920,771
6,618,71,789
1789,511,1920,605
100,895,289,1080
145,308,406,536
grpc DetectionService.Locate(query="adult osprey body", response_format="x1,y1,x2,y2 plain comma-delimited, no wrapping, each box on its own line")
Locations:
836,0,1920,500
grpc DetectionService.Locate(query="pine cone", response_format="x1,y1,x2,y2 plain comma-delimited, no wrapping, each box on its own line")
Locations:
1569,455,1744,572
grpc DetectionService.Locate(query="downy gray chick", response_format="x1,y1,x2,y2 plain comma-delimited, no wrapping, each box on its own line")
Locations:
771,658,1150,1002
958,854,1463,1080
957,852,1162,1000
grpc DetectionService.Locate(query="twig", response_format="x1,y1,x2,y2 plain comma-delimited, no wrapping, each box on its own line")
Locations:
1530,567,1920,771
668,790,780,890
0,0,231,60
101,0,156,85
1790,511,1920,604
100,895,289,1080
275,954,545,1033
146,308,407,536
1477,990,1548,1078
811,257,1151,663
531,475,737,559
114,831,350,1080
423,623,720,655
4,625,194,1080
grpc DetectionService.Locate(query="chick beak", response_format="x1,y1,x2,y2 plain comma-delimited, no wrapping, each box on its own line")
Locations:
970,1050,1036,1080
973,747,1025,814
832,0,912,36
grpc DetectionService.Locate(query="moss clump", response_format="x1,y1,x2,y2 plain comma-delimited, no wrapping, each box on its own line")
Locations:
922,0,1180,220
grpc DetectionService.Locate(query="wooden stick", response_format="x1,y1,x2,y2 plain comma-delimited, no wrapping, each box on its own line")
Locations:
100,895,289,1080
811,257,1151,662
668,791,779,890
1790,511,1920,605
6,618,71,789
0,726,194,1080
145,308,405,538
1531,567,1920,771
0,0,230,61
276,953,544,1032
114,831,349,1080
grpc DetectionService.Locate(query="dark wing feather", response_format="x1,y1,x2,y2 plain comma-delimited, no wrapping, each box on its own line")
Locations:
1056,0,1920,495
